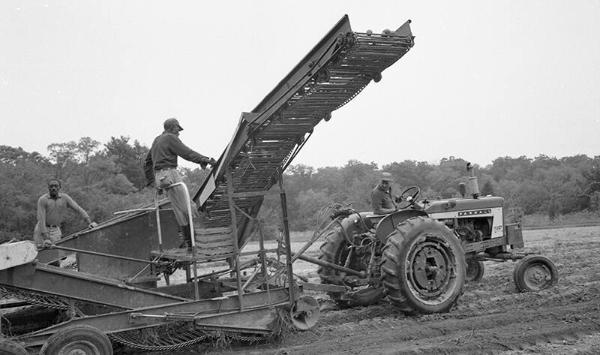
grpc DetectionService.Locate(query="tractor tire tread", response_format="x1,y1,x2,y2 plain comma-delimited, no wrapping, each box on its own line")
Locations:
380,216,466,314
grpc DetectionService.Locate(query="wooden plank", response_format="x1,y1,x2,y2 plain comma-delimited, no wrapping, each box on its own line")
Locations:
196,239,233,248
196,246,234,255
196,234,232,243
195,227,232,235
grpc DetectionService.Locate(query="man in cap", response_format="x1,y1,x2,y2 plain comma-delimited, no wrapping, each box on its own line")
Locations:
144,118,217,250
34,178,96,247
371,172,397,215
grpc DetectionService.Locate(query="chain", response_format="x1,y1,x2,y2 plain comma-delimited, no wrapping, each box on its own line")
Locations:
0,286,75,311
109,322,274,352
109,326,209,351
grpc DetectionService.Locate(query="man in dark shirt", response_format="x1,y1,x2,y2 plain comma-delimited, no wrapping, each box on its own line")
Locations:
371,172,397,215
34,179,95,247
144,118,216,249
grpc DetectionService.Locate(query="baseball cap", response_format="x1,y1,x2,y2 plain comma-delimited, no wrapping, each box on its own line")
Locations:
164,118,184,131
381,172,394,182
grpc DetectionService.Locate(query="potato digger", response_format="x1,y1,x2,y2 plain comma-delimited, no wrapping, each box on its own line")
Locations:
300,163,559,313
0,15,416,354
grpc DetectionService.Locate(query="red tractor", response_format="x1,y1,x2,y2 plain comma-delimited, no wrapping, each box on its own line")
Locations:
317,163,558,313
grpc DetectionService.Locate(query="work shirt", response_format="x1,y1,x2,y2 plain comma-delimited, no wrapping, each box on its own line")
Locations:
37,193,90,234
143,131,210,185
371,184,396,215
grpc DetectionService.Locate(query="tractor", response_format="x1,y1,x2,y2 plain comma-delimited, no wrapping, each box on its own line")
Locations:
316,163,558,313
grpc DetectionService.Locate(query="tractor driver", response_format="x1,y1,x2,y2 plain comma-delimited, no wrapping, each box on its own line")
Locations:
371,172,397,215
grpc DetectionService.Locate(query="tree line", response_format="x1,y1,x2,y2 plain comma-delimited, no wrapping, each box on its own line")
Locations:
1,137,599,241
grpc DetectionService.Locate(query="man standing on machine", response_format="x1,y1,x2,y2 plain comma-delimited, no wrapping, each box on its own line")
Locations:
144,118,216,250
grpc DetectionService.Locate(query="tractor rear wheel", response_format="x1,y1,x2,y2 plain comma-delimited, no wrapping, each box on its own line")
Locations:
318,228,383,308
381,216,466,314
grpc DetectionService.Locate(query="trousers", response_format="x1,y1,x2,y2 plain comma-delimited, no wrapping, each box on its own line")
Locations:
154,168,191,227
33,223,62,246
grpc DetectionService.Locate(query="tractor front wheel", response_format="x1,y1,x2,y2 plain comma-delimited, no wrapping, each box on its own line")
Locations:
381,217,466,314
466,259,485,282
513,255,558,292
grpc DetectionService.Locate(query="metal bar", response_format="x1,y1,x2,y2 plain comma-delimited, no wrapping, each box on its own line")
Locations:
166,182,200,300
113,207,157,215
241,267,260,290
282,130,313,172
226,168,245,309
0,264,188,310
50,245,159,265
233,203,253,220
290,217,340,263
257,221,272,306
239,248,279,257
231,190,277,198
278,173,296,306
0,300,29,309
154,190,164,251
292,252,365,277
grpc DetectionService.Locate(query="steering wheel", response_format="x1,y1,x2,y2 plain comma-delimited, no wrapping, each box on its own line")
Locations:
396,186,421,209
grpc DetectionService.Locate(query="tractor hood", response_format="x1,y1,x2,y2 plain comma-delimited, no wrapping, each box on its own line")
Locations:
425,196,504,214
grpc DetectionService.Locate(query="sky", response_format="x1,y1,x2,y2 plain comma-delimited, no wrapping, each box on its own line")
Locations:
1,0,599,169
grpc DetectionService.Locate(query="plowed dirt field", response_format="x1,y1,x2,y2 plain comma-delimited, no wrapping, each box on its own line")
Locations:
209,225,600,355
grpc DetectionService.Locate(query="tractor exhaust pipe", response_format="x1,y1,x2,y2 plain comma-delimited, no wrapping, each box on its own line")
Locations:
466,162,480,199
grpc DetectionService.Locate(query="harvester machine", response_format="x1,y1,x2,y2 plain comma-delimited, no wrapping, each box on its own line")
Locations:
0,15,415,354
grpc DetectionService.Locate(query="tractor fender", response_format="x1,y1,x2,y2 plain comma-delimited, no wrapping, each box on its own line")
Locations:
375,209,428,243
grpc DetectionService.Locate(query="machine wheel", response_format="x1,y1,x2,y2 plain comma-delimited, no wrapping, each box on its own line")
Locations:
40,325,113,355
0,339,28,355
290,295,320,330
513,255,558,292
466,259,485,282
381,216,466,313
317,228,382,308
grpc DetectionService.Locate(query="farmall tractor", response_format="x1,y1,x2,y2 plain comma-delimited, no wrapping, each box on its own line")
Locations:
316,163,558,313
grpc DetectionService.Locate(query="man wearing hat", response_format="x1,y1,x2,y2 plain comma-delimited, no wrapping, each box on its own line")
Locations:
371,172,397,215
144,118,217,249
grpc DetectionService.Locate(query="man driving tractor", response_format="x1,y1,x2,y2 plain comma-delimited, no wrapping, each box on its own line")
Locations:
371,172,397,215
